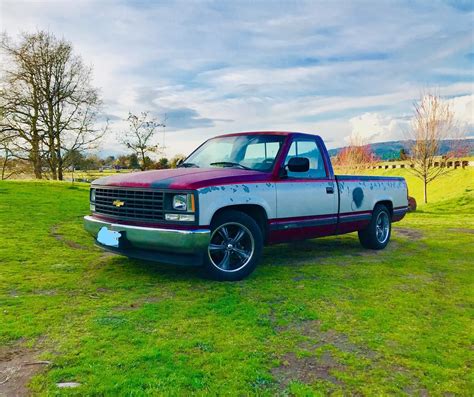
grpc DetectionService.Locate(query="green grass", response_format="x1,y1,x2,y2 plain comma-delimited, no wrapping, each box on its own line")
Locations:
0,169,473,396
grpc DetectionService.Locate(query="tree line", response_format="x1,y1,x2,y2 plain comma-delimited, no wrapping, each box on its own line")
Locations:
0,31,108,180
0,31,169,180
66,151,184,172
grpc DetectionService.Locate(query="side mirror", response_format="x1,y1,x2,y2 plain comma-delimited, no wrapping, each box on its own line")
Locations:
176,158,184,167
287,157,310,173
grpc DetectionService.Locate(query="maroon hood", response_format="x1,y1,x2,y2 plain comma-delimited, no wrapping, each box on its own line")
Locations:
91,168,273,189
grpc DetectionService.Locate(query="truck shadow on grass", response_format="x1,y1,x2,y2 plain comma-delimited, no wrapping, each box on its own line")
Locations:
106,237,369,280
108,256,203,281
97,227,423,279
264,227,424,267
263,237,392,266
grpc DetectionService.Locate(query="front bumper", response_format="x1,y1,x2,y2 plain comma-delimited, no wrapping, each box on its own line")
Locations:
83,215,210,266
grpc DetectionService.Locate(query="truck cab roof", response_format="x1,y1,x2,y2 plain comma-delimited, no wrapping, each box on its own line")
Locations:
215,131,321,139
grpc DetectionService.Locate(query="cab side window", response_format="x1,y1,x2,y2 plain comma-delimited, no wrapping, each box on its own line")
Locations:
284,139,327,179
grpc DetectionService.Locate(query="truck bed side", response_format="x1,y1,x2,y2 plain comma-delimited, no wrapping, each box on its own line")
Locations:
335,175,408,234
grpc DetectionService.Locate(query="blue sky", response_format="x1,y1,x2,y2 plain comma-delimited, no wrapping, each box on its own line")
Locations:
1,0,473,156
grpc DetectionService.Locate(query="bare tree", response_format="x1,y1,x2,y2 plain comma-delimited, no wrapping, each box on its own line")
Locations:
408,93,462,203
121,112,164,171
332,133,379,170
0,33,45,178
0,113,27,180
0,31,106,180
35,32,107,180
0,133,14,180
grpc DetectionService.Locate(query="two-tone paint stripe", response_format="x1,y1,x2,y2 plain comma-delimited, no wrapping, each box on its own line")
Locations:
269,214,338,231
338,210,373,223
268,210,373,231
393,206,409,214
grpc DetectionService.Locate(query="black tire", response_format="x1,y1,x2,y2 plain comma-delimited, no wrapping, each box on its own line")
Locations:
202,210,263,281
358,204,392,250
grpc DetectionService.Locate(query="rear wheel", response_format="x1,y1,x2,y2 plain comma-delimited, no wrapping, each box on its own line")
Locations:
358,204,391,249
202,210,263,281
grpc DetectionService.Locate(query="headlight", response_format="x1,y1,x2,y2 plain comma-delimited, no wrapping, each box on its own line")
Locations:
90,188,96,202
173,194,187,211
165,214,195,222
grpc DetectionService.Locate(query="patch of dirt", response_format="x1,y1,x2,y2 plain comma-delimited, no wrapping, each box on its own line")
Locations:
393,227,424,240
448,228,474,234
0,345,49,397
271,320,375,390
273,320,427,393
271,351,344,388
356,241,400,257
50,225,87,250
277,320,377,359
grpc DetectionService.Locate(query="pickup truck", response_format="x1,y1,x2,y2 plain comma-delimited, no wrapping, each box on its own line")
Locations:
84,131,408,281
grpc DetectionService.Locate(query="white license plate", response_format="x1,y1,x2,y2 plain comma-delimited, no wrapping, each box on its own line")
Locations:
97,227,121,248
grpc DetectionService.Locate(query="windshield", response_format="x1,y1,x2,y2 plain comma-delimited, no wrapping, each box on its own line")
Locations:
182,135,286,172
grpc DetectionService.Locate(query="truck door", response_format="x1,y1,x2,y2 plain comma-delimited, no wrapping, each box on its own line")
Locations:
272,136,338,242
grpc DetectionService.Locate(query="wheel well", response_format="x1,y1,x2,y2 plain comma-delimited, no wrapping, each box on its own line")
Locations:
375,200,393,216
211,205,269,242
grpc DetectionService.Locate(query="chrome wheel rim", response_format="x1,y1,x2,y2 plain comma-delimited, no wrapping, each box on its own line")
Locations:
208,222,254,273
375,211,390,244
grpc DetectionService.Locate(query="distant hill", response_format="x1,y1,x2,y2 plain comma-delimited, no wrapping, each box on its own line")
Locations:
328,139,474,161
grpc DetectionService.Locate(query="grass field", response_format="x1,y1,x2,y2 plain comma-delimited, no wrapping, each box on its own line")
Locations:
1,168,473,396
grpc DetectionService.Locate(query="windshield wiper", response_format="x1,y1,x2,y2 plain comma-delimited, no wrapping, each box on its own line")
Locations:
178,162,199,168
210,161,251,170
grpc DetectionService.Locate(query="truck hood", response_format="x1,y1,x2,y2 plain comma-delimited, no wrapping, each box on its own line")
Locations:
91,168,273,190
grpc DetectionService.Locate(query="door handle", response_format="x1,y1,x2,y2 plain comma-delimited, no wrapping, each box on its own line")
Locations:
326,187,334,194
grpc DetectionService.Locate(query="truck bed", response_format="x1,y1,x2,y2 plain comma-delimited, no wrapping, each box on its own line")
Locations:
335,174,408,227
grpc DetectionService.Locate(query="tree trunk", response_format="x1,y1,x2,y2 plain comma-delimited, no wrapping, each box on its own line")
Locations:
48,104,58,180
31,84,42,179
1,149,8,180
140,150,146,171
49,140,58,180
31,137,43,179
49,135,58,180
55,106,63,181
423,179,428,204
57,152,64,181
32,154,43,179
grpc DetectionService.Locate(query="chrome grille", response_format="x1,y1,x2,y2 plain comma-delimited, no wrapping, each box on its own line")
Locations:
93,188,165,221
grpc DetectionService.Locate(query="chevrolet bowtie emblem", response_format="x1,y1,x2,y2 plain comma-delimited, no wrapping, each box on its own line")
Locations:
113,200,125,207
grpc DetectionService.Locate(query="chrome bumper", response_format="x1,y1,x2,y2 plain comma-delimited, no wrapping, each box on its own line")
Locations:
83,215,210,256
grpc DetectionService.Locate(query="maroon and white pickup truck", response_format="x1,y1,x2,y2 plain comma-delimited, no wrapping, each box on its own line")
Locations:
84,131,408,280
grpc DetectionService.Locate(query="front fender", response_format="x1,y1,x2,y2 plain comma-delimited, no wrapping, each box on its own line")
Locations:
197,183,276,225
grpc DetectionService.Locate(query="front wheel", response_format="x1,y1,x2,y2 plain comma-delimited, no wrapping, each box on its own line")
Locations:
358,204,391,250
202,210,263,281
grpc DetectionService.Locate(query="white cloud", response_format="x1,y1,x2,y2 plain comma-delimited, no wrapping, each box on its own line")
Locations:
349,113,409,144
448,94,474,126
346,94,474,146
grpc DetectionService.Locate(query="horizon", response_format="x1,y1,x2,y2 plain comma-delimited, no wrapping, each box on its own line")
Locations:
1,0,473,157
